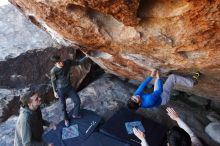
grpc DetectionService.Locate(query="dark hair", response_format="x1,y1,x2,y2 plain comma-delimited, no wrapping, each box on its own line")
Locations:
20,90,36,107
19,85,45,107
167,126,192,146
127,98,140,111
50,55,61,63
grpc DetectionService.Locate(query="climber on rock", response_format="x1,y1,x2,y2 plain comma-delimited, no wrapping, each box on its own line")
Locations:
127,69,200,110
50,54,88,127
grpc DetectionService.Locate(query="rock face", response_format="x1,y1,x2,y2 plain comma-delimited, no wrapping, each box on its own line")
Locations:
0,47,91,89
205,122,220,144
0,89,22,122
0,74,220,146
9,0,220,100
0,4,58,61
0,95,19,122
70,0,140,26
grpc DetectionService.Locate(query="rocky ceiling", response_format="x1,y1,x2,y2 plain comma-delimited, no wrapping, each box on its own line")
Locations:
9,0,220,100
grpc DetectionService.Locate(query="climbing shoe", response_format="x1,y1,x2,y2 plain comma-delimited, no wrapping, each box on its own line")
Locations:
192,72,201,85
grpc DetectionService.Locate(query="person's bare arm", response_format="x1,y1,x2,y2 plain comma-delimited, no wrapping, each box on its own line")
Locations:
133,128,149,146
166,107,202,146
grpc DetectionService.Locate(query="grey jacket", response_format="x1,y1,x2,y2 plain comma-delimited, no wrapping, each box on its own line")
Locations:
14,107,49,146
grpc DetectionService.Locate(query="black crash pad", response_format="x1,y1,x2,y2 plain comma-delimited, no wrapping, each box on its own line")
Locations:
81,132,130,146
43,109,101,146
100,108,167,146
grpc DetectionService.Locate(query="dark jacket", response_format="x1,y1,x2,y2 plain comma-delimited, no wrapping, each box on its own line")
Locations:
50,57,88,92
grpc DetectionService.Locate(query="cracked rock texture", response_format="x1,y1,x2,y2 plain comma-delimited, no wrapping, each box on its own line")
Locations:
9,0,220,100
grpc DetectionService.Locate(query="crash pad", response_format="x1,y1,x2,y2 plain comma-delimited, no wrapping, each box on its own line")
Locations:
100,108,167,146
43,109,101,146
81,132,130,146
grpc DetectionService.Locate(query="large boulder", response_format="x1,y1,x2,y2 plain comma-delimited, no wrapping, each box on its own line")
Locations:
0,47,92,89
0,95,19,122
0,89,21,122
0,2,94,90
205,122,220,144
9,0,220,100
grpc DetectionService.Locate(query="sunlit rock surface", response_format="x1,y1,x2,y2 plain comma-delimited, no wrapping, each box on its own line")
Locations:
9,0,220,100
0,3,59,61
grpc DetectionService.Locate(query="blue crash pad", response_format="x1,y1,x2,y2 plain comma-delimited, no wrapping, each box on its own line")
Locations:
81,132,130,146
100,108,167,146
43,109,101,146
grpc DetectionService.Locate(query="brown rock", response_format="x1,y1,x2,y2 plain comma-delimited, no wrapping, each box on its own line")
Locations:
69,0,140,26
9,0,220,100
0,47,91,89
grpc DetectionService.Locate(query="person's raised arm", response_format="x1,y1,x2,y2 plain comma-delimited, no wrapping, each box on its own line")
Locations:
133,128,149,146
134,69,156,96
68,55,89,66
150,70,163,98
75,56,89,65
166,107,202,146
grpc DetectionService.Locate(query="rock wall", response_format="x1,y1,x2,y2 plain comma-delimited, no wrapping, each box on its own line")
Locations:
0,4,58,61
0,47,91,89
9,0,220,100
1,74,220,146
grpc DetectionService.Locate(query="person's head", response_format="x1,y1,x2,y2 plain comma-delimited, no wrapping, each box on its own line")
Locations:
127,95,141,111
167,126,192,146
20,87,43,111
50,55,64,68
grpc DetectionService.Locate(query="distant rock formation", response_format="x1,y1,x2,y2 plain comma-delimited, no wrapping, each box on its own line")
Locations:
0,4,58,61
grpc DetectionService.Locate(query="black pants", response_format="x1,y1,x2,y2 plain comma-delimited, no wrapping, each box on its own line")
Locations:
57,85,81,120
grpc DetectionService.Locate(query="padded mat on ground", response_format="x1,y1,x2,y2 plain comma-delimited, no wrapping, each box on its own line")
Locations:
81,132,130,146
100,108,167,146
43,109,101,146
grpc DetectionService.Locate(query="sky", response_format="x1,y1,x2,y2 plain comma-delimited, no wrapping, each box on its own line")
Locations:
0,0,9,6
